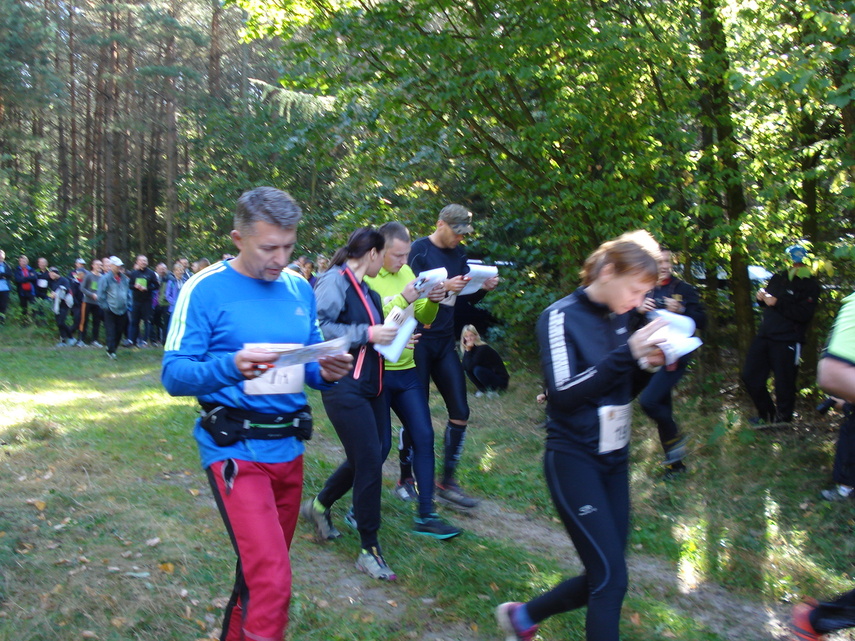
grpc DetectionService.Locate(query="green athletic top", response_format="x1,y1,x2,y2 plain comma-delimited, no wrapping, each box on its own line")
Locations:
365,264,438,370
825,292,855,365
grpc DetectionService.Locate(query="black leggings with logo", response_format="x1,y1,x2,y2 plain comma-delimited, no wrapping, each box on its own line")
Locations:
525,448,629,641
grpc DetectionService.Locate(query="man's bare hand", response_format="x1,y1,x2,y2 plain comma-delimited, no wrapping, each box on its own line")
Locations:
637,297,656,314
235,348,280,379
427,283,446,303
482,275,499,291
444,275,469,294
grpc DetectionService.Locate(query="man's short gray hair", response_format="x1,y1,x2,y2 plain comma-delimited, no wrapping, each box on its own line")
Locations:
235,187,303,234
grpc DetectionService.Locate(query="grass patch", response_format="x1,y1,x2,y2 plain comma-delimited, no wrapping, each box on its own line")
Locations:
0,324,853,640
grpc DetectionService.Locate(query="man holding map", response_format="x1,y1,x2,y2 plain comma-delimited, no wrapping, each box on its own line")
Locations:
161,186,352,641
407,204,499,510
635,246,706,478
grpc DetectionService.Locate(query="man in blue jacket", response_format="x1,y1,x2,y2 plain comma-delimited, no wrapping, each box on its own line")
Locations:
161,186,352,641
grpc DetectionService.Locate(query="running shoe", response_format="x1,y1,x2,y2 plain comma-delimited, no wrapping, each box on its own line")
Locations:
820,485,854,501
436,481,479,510
792,602,823,640
663,461,688,480
663,435,688,465
496,602,538,641
392,478,419,502
91,341,104,348
412,513,461,540
343,506,358,530
107,351,117,360
355,546,396,581
300,499,342,541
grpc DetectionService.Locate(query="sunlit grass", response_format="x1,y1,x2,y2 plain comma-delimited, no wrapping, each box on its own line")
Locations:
1,325,854,640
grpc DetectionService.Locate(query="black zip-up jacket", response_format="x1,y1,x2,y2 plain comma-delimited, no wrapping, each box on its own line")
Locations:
757,270,820,343
462,344,509,384
127,267,159,304
537,287,650,463
628,276,706,350
315,265,384,397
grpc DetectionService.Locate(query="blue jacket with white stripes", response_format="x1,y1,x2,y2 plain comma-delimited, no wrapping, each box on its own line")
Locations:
537,287,650,462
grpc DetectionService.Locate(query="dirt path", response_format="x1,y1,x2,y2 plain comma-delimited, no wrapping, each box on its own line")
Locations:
288,439,797,641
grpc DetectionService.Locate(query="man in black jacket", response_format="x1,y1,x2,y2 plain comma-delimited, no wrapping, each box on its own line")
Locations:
127,254,159,347
742,245,820,424
636,248,706,476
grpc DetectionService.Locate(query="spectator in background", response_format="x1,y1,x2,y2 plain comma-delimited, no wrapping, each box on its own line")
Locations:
191,257,210,274
70,257,86,279
98,256,130,359
316,254,330,275
302,259,317,287
178,257,191,282
127,254,158,347
152,262,170,346
35,257,50,300
0,249,12,323
69,268,86,346
47,267,75,346
741,244,820,425
14,255,38,321
81,259,103,347
164,261,184,332
460,324,509,397
635,247,706,477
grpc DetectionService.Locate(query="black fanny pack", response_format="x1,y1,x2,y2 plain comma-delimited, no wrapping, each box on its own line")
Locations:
199,402,313,447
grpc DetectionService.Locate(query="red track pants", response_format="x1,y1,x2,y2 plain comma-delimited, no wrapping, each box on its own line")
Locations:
207,456,303,641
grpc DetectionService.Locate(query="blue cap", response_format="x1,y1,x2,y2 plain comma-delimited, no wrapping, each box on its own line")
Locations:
787,245,808,263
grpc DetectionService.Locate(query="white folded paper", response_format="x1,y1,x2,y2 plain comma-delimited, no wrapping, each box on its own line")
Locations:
252,335,350,366
647,309,703,365
459,264,498,295
374,305,418,364
413,267,447,300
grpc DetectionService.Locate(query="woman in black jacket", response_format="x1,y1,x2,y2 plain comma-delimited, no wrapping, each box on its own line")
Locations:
300,228,399,580
460,324,509,395
497,230,666,641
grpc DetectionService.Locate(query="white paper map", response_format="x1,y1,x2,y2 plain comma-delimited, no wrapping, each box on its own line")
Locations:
647,309,702,365
373,305,418,364
249,335,350,366
413,267,447,300
459,264,498,295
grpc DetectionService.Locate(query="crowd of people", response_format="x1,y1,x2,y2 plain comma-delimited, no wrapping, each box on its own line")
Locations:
1,252,224,358
5,187,854,640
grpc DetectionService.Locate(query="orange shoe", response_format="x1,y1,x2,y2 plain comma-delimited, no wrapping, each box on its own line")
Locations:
792,602,824,640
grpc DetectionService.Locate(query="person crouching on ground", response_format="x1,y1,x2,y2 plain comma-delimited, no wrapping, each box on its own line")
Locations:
460,324,509,397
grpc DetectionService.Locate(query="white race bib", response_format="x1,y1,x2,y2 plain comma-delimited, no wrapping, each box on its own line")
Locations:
243,343,305,395
598,403,631,454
